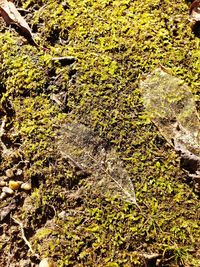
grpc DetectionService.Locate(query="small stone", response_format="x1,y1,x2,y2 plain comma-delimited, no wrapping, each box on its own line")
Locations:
39,258,56,267
0,192,7,200
0,176,9,181
9,180,21,190
2,186,14,195
19,259,31,267
58,211,67,219
0,181,7,187
21,182,31,191
5,169,14,178
16,169,23,176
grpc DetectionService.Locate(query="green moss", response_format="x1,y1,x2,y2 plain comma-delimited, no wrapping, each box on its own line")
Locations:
0,0,200,266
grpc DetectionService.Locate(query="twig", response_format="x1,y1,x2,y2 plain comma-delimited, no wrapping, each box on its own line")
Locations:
0,116,6,137
11,216,40,259
0,116,11,155
51,56,76,66
17,8,30,13
138,252,161,260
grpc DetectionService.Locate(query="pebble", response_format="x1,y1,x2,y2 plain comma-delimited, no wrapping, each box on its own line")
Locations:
0,192,7,200
39,258,56,267
5,169,14,178
16,169,23,176
9,180,21,190
20,259,32,267
0,175,9,181
2,186,14,195
0,181,7,187
21,182,31,191
58,211,67,219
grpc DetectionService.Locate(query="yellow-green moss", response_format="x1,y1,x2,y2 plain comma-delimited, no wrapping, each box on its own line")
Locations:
0,0,200,266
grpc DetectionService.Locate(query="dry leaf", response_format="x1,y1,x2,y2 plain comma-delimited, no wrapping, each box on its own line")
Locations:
0,0,37,44
189,0,200,22
57,123,138,206
140,68,200,192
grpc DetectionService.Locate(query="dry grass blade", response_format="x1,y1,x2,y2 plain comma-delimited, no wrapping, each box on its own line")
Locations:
11,215,40,259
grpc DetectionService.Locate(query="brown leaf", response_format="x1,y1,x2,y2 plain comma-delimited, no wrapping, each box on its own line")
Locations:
0,0,37,45
189,0,200,22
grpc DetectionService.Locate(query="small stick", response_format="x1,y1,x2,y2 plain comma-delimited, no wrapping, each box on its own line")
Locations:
17,8,30,13
138,252,161,260
51,56,76,66
0,116,10,155
0,116,6,137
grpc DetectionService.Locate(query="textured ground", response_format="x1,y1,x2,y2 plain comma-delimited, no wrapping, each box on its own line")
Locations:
0,0,200,266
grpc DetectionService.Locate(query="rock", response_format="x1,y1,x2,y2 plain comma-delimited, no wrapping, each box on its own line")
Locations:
21,182,31,191
5,169,14,178
2,186,14,195
0,198,17,221
9,180,21,190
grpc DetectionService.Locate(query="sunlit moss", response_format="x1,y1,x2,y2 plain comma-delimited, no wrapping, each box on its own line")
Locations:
0,0,200,266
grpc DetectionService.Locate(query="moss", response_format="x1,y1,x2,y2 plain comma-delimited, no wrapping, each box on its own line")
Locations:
0,0,200,266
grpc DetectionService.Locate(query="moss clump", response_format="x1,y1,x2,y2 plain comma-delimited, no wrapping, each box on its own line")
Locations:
0,0,200,266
